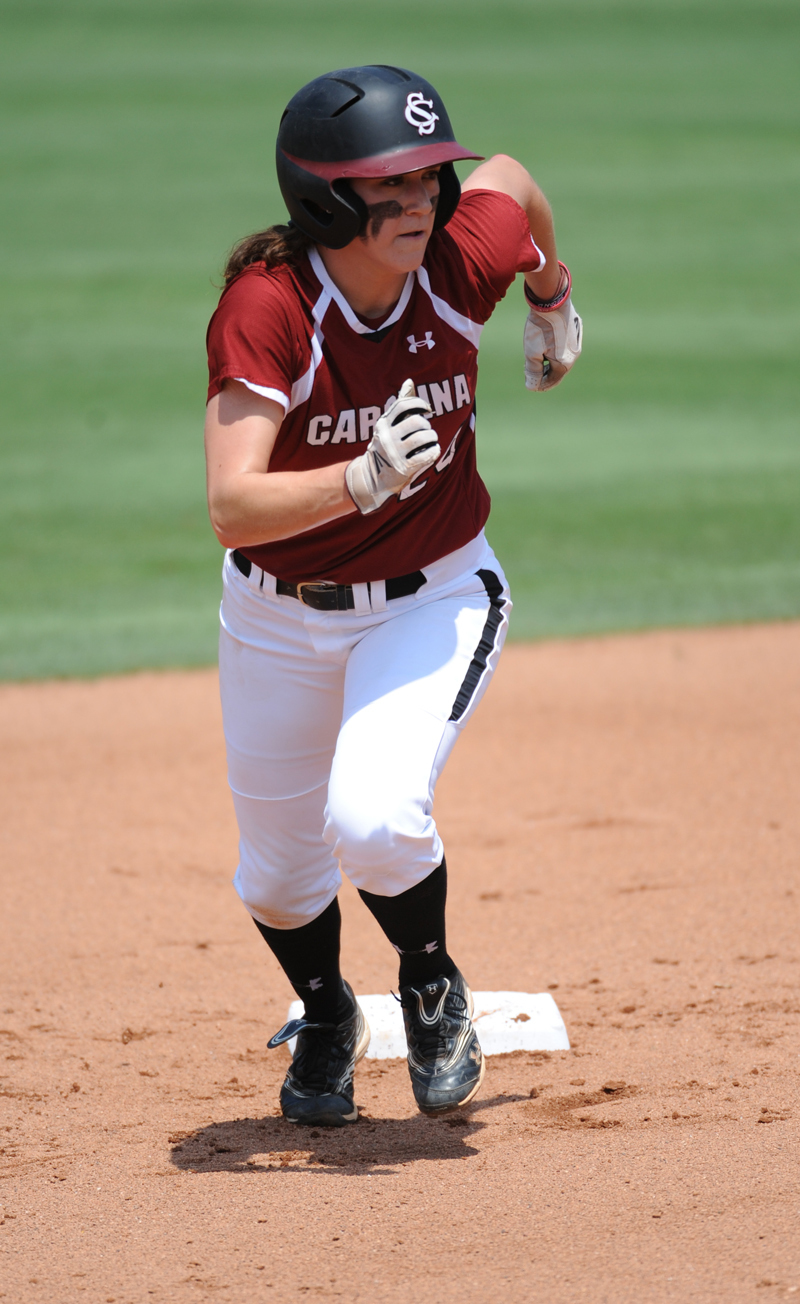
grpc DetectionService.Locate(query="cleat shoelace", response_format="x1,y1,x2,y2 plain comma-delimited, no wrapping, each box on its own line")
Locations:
269,1015,356,1094
292,1026,353,1093
404,986,470,1065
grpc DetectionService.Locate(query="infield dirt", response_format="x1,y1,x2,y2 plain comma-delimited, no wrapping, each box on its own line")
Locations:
1,623,799,1303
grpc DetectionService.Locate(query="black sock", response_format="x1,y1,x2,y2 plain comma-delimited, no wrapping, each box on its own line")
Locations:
252,897,347,1024
358,860,456,988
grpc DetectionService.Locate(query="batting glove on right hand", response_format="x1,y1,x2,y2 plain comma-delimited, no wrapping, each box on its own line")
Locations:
346,379,440,515
524,262,583,392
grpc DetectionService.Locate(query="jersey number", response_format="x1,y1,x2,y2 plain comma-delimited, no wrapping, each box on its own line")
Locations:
398,423,463,501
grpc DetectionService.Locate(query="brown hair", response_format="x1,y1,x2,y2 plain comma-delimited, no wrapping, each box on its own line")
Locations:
223,223,312,286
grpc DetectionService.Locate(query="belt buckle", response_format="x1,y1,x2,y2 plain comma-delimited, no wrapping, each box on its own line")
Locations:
296,581,335,606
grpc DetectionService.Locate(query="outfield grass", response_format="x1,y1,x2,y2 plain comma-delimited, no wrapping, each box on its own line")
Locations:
1,0,798,676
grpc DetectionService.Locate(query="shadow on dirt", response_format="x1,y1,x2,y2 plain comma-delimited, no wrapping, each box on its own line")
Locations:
169,1093,522,1176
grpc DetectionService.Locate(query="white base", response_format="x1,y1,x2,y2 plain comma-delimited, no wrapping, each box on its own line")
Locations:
286,990,570,1059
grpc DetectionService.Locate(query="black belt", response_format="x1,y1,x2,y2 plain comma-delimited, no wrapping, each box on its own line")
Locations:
232,550,426,611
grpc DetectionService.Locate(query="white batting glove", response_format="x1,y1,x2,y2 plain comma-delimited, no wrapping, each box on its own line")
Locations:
345,379,440,515
524,262,583,392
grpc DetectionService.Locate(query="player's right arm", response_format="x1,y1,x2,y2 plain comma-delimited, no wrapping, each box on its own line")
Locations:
204,380,357,548
205,379,439,546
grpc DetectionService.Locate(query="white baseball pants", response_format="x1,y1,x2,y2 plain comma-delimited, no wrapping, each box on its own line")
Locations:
218,530,511,929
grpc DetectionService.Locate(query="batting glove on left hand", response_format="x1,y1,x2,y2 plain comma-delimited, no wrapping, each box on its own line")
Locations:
524,262,583,392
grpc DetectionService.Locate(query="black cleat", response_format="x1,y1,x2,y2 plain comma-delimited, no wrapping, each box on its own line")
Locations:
400,969,485,1115
267,980,370,1127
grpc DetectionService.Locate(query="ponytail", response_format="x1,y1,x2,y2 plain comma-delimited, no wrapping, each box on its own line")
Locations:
223,223,312,285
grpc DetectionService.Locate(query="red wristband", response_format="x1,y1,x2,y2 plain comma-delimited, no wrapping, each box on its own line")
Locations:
524,261,572,312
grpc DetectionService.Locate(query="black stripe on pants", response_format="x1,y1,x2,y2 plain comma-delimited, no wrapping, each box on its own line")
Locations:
448,569,507,723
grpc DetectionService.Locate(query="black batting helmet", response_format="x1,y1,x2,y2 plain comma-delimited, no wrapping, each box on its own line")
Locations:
276,65,482,249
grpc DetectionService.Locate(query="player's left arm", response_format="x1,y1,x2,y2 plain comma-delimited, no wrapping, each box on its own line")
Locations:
462,154,582,391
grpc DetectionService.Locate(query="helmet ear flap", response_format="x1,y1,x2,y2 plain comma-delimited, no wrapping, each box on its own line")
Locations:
331,179,369,238
433,162,461,229
276,152,366,249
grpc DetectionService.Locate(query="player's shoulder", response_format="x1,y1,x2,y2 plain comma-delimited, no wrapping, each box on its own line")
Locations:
449,185,527,231
423,189,533,322
437,187,527,255
213,260,308,323
206,258,319,370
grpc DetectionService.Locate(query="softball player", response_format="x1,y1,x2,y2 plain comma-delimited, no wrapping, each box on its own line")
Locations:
204,65,581,1127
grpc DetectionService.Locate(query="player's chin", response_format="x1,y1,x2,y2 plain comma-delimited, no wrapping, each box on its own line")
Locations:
392,229,432,268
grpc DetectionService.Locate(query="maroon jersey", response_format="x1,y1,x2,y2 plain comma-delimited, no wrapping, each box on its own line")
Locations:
206,189,542,583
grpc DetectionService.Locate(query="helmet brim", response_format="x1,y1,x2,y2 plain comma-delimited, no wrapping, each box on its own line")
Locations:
281,140,483,183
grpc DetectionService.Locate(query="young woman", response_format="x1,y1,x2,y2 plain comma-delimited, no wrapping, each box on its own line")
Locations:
204,65,581,1127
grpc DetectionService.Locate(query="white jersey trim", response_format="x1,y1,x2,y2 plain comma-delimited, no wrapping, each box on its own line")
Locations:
308,246,414,336
288,330,324,412
414,265,483,349
530,235,546,268
310,279,332,332
235,323,324,416
235,378,290,411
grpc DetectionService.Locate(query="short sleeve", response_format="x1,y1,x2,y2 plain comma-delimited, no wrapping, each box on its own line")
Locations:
439,189,544,322
206,265,305,407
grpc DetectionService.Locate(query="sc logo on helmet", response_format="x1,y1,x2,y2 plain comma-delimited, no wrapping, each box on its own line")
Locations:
404,91,439,136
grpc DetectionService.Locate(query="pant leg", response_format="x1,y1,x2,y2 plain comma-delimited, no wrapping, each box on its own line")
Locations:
324,562,511,896
219,558,345,929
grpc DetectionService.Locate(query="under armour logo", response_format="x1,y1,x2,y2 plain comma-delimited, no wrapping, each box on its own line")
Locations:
404,91,439,136
407,331,435,353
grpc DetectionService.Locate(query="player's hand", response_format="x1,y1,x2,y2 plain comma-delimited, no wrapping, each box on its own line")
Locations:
524,289,583,392
345,379,440,515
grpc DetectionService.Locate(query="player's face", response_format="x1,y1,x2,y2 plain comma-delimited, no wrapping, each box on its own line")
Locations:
349,167,441,273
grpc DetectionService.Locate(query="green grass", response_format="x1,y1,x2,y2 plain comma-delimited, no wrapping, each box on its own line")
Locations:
1,0,798,676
